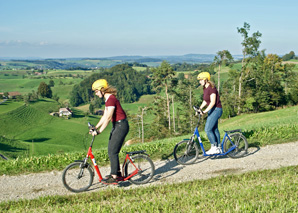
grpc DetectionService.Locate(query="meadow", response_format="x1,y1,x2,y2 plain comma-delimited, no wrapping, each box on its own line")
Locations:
0,73,84,102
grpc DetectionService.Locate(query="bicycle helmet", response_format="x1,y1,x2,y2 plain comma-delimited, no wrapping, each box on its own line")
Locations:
92,79,108,91
197,72,211,81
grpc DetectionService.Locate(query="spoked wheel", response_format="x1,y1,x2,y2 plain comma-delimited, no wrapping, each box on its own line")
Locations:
224,133,248,158
62,162,94,193
124,154,155,185
173,139,200,165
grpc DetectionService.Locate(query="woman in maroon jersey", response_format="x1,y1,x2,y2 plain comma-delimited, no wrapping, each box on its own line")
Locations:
197,72,223,155
91,79,129,184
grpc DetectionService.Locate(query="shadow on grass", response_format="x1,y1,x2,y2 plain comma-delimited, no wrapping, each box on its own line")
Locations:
24,138,51,143
0,143,27,153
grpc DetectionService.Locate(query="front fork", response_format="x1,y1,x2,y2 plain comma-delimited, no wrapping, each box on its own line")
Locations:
86,147,103,181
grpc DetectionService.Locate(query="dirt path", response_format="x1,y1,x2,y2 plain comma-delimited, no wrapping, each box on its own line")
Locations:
1,141,298,202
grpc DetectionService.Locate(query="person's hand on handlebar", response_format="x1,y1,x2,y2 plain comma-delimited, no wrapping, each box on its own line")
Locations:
89,128,100,136
193,105,204,116
198,108,204,115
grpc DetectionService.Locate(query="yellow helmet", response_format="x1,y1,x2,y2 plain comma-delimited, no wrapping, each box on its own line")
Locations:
92,79,108,91
197,72,211,81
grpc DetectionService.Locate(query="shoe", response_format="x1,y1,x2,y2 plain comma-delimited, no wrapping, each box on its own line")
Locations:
105,171,121,179
206,145,220,155
102,176,118,185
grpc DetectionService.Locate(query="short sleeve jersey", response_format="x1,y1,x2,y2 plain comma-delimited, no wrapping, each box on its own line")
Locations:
203,86,222,108
105,95,126,122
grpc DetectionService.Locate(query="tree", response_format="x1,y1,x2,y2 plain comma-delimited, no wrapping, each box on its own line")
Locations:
221,69,239,118
3,92,9,99
31,90,39,100
89,104,94,114
237,22,262,114
52,94,59,102
173,74,200,133
48,79,55,87
213,50,233,93
249,54,286,111
23,94,30,105
38,82,52,98
282,51,295,61
151,61,175,131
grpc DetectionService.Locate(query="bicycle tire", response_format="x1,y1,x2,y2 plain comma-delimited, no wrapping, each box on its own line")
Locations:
224,133,248,158
62,162,94,193
173,139,199,165
124,154,155,185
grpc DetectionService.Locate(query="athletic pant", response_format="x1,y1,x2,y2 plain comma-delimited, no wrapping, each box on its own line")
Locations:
108,119,129,176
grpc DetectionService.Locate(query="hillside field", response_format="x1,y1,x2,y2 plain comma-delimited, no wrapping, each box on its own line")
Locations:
1,94,298,160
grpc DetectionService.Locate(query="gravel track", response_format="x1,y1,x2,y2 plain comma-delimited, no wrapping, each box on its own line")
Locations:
1,141,298,202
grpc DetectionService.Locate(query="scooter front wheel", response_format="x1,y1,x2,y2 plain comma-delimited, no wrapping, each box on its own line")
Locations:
174,140,199,165
62,162,94,193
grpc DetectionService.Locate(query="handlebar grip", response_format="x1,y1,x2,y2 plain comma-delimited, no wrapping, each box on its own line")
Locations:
88,122,95,130
193,105,200,112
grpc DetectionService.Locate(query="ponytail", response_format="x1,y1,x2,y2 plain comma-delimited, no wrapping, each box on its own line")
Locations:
101,86,117,96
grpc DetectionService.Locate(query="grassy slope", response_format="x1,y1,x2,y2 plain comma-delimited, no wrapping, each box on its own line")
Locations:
0,94,156,159
0,78,82,102
0,99,112,158
220,106,298,131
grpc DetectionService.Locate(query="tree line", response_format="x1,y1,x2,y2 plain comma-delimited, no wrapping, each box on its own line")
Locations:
69,64,152,107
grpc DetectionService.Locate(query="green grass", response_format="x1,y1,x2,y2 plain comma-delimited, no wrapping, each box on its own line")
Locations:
0,100,23,114
0,78,82,101
1,165,297,212
219,105,298,131
0,99,112,158
46,69,93,76
132,66,147,72
0,69,89,102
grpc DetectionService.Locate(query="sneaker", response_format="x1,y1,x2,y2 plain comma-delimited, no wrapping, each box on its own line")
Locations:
105,172,121,179
206,145,220,155
104,174,113,179
102,176,118,185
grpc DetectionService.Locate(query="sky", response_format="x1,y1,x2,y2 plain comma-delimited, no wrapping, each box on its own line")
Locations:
0,0,297,58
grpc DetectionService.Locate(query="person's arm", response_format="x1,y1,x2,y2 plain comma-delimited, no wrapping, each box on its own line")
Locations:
95,110,107,129
92,107,114,136
199,100,207,111
203,93,216,114
98,107,114,133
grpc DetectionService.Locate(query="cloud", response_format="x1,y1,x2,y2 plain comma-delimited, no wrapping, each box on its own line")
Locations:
0,40,49,47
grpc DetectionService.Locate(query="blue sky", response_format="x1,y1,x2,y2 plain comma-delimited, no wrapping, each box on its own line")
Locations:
0,0,297,58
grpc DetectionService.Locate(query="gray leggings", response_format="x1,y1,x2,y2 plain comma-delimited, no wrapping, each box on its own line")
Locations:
108,119,129,175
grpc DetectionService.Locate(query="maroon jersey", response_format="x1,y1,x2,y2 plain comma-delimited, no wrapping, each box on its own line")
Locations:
203,86,222,108
105,95,126,122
